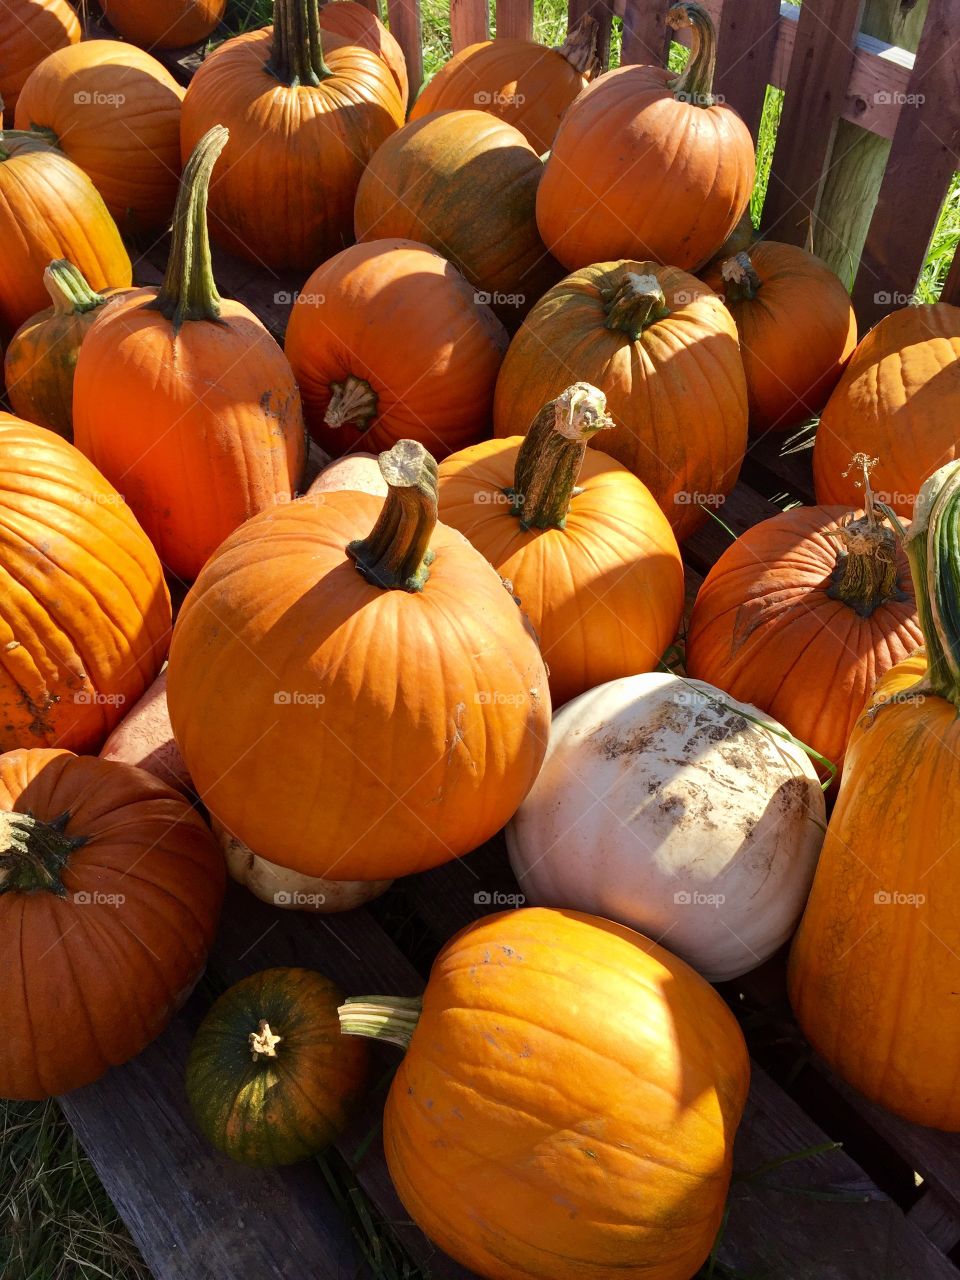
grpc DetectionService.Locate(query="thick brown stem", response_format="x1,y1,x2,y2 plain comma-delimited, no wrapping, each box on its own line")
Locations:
557,14,599,77
509,384,613,530
720,252,761,303
266,0,332,86
828,454,908,616
249,1020,282,1061
325,376,378,431
347,441,438,592
603,272,670,340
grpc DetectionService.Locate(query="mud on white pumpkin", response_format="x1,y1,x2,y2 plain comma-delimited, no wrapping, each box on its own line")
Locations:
506,672,825,982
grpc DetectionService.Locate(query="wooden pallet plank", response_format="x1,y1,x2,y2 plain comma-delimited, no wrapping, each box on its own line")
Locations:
941,238,960,306
386,0,424,96
909,1191,960,1254
619,0,669,66
852,0,960,325
715,0,782,138
761,0,863,245
743,426,818,504
680,481,782,574
495,0,534,40
60,1004,372,1280
450,0,489,50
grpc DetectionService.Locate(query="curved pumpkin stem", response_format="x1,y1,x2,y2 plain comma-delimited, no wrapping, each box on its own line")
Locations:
338,995,424,1051
828,454,908,617
347,441,439,592
903,460,960,706
267,0,333,87
0,810,85,898
557,14,600,77
603,272,670,340
44,259,106,316
508,384,613,530
666,3,718,107
720,251,761,303
0,128,57,162
152,125,227,333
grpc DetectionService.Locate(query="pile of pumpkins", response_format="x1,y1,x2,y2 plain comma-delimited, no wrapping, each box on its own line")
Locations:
2,1,960,1277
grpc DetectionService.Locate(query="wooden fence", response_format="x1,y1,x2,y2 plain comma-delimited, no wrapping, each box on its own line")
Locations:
359,0,960,327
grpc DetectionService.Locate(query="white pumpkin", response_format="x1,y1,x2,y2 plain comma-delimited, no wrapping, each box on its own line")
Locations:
506,673,825,982
211,818,393,913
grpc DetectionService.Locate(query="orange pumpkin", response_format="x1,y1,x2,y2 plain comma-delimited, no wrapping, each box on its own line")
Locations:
409,16,598,152
0,130,131,340
284,239,507,460
167,441,551,882
15,40,185,234
789,460,960,1128
100,0,225,48
0,748,224,1100
0,412,171,754
354,109,562,329
0,0,80,119
73,127,306,581
4,260,129,439
814,302,960,516
340,907,751,1280
686,465,922,774
493,262,748,542
537,3,754,272
319,0,409,112
180,0,403,271
438,384,684,706
700,242,857,433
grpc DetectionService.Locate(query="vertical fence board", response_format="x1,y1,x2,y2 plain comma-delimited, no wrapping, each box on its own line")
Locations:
386,0,424,94
451,0,490,49
568,0,615,66
761,0,864,244
619,0,669,65
941,241,960,306
715,0,782,138
495,0,534,39
852,0,960,323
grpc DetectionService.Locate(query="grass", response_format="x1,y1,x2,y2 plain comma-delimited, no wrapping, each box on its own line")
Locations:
7,3,960,1277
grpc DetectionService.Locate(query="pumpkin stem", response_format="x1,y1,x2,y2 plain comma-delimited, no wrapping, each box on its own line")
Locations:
666,3,718,107
828,454,908,616
267,0,333,87
507,383,614,530
151,125,227,333
556,14,600,77
902,460,960,707
249,1020,282,1061
44,259,106,317
720,251,761,303
0,810,85,898
347,441,439,592
338,995,423,1051
0,128,57,162
325,376,379,432
603,272,670,340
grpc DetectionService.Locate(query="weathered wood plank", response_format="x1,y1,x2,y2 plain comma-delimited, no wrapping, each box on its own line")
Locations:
386,0,424,96
60,1002,372,1280
450,0,489,50
762,0,863,245
941,241,960,307
715,0,782,138
495,0,534,40
680,481,781,574
908,1191,960,1254
743,426,818,505
852,0,960,325
618,0,669,66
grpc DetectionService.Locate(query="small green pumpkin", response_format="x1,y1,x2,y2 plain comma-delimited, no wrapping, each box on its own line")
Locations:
186,967,367,1166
